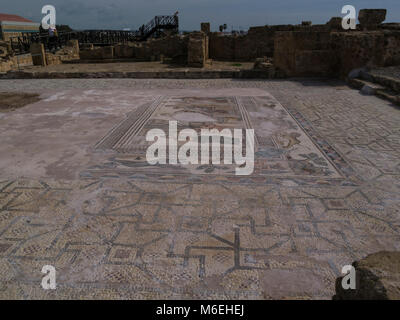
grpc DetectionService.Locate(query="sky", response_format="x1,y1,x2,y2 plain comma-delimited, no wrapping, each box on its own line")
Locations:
1,0,400,31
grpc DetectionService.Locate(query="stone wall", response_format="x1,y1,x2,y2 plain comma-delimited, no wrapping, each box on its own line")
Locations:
133,35,188,60
383,31,400,66
0,40,34,72
55,40,80,62
274,29,400,78
13,54,33,68
274,31,333,77
30,43,46,66
0,54,33,72
3,8,398,77
331,31,386,76
80,35,189,61
273,9,400,78
208,34,235,60
45,52,62,65
28,41,80,67
80,46,114,60
208,24,334,61
187,32,208,67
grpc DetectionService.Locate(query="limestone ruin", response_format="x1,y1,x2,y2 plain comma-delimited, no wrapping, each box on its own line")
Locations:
0,7,399,301
0,9,399,105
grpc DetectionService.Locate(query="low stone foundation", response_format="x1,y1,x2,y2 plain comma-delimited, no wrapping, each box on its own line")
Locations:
80,46,114,60
274,29,400,77
0,54,33,72
3,8,400,80
0,69,278,79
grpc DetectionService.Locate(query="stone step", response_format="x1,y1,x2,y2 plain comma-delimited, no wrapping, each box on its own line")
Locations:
348,77,400,106
375,88,400,105
348,78,385,94
360,70,400,94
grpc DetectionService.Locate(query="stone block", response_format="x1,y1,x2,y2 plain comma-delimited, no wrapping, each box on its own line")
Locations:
79,46,114,60
334,251,400,300
326,17,343,30
114,44,135,58
359,9,387,30
45,52,62,65
0,59,13,72
30,43,46,66
330,31,385,75
187,32,207,67
273,31,333,77
0,41,9,58
66,39,80,57
201,23,211,34
253,57,273,70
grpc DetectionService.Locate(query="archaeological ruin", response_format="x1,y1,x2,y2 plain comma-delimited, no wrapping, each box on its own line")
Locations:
0,6,399,302
1,9,399,105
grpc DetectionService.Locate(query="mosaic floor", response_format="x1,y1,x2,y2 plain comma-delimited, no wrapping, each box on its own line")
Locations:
0,80,399,299
91,94,343,183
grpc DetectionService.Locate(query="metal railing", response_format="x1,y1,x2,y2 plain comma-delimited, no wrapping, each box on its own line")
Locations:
9,14,179,55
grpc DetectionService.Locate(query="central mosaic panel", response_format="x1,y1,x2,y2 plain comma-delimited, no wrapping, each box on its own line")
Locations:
91,94,348,184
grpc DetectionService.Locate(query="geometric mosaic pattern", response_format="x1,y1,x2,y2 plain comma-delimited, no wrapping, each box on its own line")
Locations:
0,79,399,299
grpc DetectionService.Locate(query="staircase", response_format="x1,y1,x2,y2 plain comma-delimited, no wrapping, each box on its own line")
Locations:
137,15,179,41
9,14,179,54
349,66,400,106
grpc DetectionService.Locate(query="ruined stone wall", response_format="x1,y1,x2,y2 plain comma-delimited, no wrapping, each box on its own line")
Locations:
136,35,188,60
78,35,189,61
109,35,189,60
330,31,385,76
272,9,400,78
45,52,62,65
208,34,235,60
274,30,333,77
187,32,208,67
332,30,400,75
30,43,46,66
80,46,114,60
0,40,34,72
0,54,33,72
382,31,400,66
209,24,332,61
208,27,275,61
274,28,400,78
56,40,80,61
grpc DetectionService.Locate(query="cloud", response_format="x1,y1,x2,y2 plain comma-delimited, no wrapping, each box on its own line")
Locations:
1,0,399,31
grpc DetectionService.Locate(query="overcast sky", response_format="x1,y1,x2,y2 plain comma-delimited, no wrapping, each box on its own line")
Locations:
2,0,400,31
